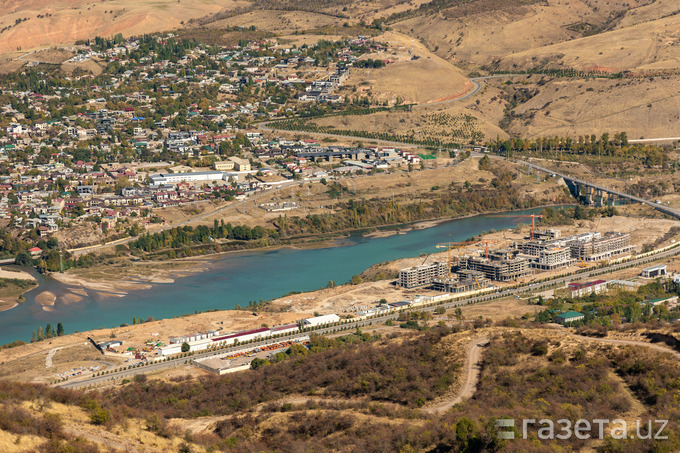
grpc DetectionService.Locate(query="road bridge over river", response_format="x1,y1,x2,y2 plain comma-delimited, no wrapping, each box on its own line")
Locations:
513,159,680,220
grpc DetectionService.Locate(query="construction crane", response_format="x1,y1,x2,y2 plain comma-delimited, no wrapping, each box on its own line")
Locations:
435,241,477,277
579,257,588,268
493,214,544,240
478,240,500,259
594,216,602,233
473,277,482,290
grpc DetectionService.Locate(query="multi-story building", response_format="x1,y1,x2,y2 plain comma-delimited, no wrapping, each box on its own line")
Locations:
458,249,531,281
398,261,448,288
569,232,632,261
531,247,573,270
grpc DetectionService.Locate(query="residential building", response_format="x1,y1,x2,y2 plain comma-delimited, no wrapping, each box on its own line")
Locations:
398,261,449,288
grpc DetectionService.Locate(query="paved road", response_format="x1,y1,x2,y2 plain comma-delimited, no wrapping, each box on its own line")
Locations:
423,74,527,106
513,158,680,220
57,234,680,389
629,137,680,143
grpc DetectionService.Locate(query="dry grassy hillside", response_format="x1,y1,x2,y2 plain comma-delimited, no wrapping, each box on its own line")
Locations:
343,31,470,105
496,13,680,72
498,76,680,138
206,9,341,35
0,0,249,53
391,0,655,68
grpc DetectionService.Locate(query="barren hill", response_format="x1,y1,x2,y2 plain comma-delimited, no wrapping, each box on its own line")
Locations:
0,0,678,138
0,0,249,54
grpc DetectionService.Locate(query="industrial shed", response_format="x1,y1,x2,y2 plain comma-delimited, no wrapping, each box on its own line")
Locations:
302,314,340,327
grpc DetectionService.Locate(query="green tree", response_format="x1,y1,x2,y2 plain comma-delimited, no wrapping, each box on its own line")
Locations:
181,342,190,353
89,406,111,425
251,358,270,369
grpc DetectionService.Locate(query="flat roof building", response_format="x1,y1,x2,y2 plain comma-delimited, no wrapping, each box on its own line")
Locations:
398,261,448,288
641,264,667,279
302,314,340,327
458,249,531,282
149,171,226,185
560,279,608,298
229,157,251,172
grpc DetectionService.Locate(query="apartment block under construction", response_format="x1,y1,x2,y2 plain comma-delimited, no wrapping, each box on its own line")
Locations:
570,232,632,261
398,261,448,288
518,231,631,267
431,270,491,293
458,248,532,282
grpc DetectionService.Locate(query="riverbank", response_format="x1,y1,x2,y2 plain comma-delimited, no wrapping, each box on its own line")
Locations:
1,209,679,384
44,208,547,301
0,267,38,312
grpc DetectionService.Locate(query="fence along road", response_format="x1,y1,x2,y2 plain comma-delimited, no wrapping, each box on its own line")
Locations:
58,229,680,390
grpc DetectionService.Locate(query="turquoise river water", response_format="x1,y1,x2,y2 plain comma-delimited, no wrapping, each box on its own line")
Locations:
0,207,554,345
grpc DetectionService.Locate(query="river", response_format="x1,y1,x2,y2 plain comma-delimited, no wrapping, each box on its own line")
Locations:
0,207,555,345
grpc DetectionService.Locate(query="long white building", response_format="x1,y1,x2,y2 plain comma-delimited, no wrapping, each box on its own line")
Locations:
149,171,226,185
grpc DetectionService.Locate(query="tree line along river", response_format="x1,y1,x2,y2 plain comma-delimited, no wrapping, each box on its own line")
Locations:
0,207,551,345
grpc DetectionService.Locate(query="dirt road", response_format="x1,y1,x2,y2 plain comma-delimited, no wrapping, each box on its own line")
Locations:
572,334,680,358
422,331,680,415
423,336,489,414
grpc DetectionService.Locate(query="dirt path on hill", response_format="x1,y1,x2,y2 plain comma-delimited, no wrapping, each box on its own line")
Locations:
571,334,680,358
423,336,490,414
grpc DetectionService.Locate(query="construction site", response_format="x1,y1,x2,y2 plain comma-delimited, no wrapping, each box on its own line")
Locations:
397,214,634,292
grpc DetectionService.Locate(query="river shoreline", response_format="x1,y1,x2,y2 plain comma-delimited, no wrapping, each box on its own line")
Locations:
0,205,582,346
144,203,575,262
13,205,575,313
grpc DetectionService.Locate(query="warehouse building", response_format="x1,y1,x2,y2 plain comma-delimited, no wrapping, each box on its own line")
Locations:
641,264,667,278
160,338,214,356
271,324,300,336
398,261,448,288
302,314,340,327
149,171,226,185
211,327,272,346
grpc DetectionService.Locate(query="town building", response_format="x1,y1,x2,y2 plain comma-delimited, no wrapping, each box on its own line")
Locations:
556,311,585,324
229,157,251,171
560,280,608,298
214,160,235,171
